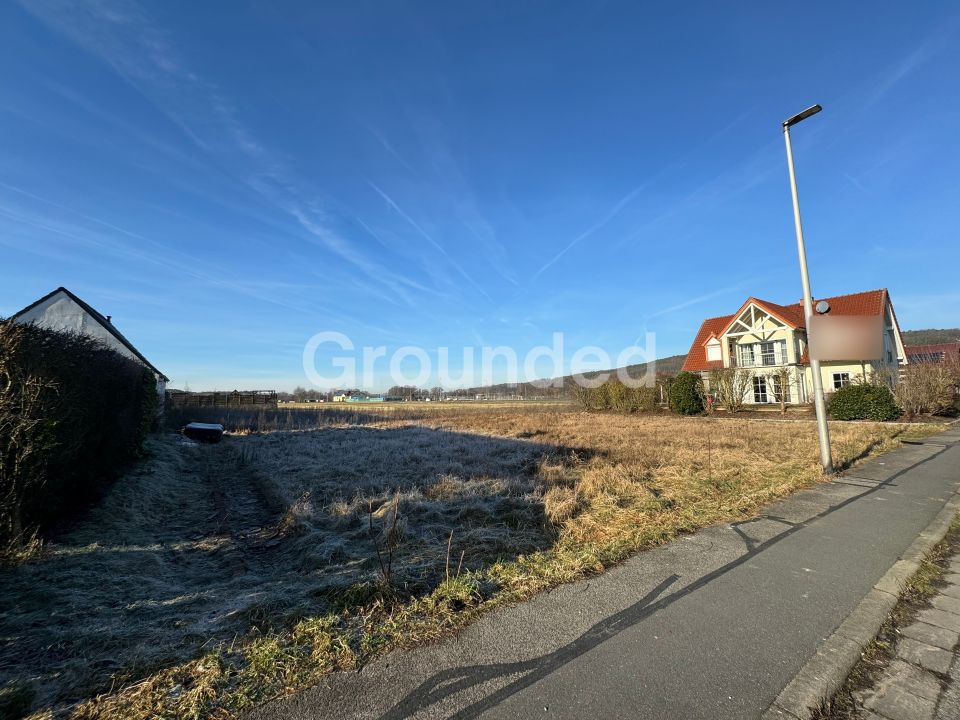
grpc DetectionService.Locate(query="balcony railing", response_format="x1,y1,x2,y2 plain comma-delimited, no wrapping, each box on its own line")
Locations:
728,340,790,369
733,356,785,368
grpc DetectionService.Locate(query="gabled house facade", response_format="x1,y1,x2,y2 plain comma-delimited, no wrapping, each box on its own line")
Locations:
11,287,169,398
681,289,906,405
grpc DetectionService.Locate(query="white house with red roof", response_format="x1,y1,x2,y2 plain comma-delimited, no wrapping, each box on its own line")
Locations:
681,289,906,405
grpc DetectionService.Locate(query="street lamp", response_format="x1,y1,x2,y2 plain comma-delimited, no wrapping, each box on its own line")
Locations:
783,103,833,474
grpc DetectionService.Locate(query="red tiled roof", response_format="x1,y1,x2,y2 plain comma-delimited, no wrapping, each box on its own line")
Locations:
904,342,960,363
681,289,890,372
758,299,805,327
779,289,889,325
681,314,734,372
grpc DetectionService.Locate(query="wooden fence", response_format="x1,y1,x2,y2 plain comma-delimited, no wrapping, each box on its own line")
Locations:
166,390,277,409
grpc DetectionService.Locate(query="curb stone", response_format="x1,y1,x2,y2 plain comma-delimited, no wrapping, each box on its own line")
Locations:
764,443,960,720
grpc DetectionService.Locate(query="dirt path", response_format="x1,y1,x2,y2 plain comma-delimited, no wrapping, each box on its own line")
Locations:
0,433,285,715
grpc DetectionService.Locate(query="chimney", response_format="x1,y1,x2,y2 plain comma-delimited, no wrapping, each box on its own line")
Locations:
106,315,112,323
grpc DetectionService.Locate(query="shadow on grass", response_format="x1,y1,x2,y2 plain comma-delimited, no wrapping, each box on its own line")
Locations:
0,424,593,717
834,428,904,473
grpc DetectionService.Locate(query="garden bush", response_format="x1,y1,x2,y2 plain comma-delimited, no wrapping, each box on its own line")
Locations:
669,371,705,415
0,319,158,554
574,379,659,413
828,383,901,421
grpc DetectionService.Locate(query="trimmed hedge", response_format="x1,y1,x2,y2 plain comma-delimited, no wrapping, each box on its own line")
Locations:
669,371,706,415
828,383,901,421
0,319,157,551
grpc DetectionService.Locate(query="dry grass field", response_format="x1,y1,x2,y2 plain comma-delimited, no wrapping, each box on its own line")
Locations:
0,405,944,719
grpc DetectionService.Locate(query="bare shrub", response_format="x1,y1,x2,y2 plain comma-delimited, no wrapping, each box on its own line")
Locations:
708,367,752,413
368,491,403,586
590,383,611,410
606,379,630,412
631,385,657,412
896,362,958,417
574,385,592,410
575,380,656,413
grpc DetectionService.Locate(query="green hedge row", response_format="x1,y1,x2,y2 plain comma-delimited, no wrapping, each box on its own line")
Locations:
0,319,157,551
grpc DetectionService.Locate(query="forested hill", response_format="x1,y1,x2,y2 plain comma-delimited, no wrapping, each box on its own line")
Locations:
464,354,687,399
902,329,960,345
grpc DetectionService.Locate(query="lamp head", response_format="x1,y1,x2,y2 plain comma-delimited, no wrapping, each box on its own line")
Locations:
783,104,822,128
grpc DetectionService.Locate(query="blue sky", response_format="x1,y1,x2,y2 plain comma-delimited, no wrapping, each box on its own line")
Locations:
1,1,958,391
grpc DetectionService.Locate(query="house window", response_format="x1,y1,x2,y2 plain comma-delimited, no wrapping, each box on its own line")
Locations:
760,342,776,366
832,372,851,390
739,344,755,367
706,339,721,362
753,376,768,403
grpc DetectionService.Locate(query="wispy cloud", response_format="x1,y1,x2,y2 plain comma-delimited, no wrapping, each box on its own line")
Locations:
863,18,959,109
0,183,402,329
532,181,649,281
642,282,749,324
367,180,493,301
531,106,759,284
843,173,867,193
615,142,781,254
364,124,422,179
367,116,520,288
16,0,448,312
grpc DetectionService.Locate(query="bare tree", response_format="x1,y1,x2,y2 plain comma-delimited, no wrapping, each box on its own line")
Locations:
768,367,794,416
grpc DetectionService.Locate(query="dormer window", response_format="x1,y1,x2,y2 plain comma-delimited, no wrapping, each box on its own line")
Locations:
706,337,721,362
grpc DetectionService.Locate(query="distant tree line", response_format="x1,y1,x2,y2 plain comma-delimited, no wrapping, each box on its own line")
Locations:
282,387,371,402
901,328,960,345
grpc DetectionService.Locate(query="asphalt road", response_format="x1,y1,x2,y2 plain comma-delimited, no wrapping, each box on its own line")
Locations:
247,426,960,720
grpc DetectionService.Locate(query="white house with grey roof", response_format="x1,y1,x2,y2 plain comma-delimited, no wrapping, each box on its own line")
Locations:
11,287,169,398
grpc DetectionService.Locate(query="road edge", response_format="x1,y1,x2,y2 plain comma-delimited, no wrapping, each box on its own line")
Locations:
763,439,960,720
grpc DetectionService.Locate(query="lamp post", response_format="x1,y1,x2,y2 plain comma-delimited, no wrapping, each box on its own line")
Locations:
783,104,833,474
